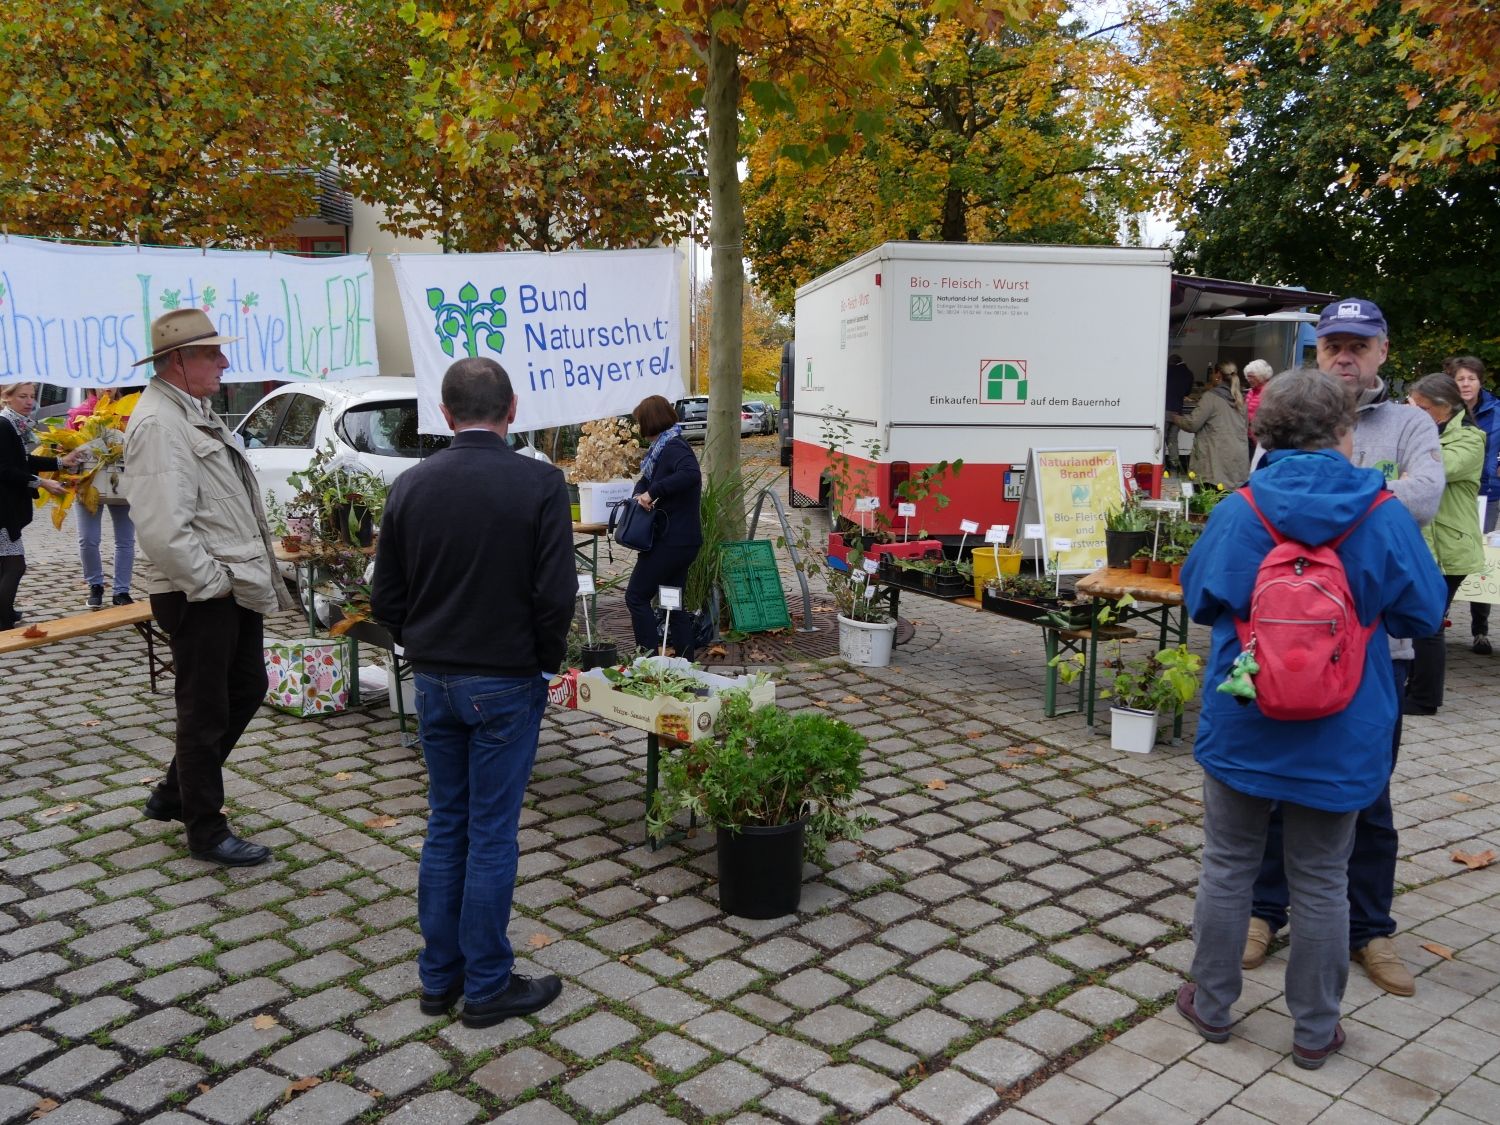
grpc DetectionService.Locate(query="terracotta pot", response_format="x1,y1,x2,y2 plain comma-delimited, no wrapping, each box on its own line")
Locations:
280,534,303,554
1148,560,1172,579
1170,562,1184,583
1129,557,1149,574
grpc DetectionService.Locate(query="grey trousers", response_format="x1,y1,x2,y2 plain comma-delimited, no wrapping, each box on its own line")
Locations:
1192,772,1358,1050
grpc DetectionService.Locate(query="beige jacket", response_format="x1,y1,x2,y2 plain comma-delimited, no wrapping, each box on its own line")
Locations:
122,379,295,615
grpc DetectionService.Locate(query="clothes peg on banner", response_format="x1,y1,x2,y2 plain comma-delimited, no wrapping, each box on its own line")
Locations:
134,234,141,252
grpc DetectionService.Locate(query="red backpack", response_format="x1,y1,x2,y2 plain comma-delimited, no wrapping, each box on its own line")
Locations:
1234,488,1392,721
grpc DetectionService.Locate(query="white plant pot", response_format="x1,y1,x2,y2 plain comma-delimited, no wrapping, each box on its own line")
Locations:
1110,705,1159,753
838,614,897,668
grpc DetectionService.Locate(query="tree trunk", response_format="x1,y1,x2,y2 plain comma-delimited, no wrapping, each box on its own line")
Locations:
703,14,746,535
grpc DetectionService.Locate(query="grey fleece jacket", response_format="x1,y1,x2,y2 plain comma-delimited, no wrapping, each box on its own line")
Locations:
1353,378,1444,659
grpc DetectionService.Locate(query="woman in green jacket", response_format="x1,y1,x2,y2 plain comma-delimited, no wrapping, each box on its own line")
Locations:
1405,372,1485,714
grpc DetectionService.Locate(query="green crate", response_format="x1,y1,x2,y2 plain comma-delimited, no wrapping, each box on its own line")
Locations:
720,540,792,634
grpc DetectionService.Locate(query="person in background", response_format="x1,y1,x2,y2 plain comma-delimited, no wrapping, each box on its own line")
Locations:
1403,372,1483,714
1450,357,1499,653
1243,297,1443,997
1177,367,1444,1069
1164,353,1196,471
625,395,703,658
1170,361,1250,488
1243,360,1273,444
68,391,138,609
372,357,574,1028
1,382,82,629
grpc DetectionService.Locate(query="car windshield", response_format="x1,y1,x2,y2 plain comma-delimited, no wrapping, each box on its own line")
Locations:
677,398,708,420
337,402,450,458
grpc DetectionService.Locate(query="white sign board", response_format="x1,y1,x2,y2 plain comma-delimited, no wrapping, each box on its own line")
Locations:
0,236,378,386
392,247,681,434
576,573,596,596
658,586,682,610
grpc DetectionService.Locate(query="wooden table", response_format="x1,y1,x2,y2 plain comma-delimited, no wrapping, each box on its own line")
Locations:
1074,567,1189,732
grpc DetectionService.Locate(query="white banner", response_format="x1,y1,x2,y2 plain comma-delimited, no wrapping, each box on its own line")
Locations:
392,247,682,434
0,236,378,387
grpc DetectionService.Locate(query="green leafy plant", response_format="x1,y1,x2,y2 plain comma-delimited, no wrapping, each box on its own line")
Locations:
285,441,390,546
818,409,962,543
1186,482,1230,517
647,690,871,861
785,525,895,624
684,462,776,620
1103,644,1203,713
1105,494,1152,532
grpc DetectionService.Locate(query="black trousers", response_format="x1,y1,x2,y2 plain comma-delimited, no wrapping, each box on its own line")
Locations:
625,543,700,658
1406,574,1465,711
0,554,23,629
149,593,267,852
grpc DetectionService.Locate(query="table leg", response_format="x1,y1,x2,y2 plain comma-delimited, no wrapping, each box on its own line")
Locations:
301,562,318,635
1042,628,1059,718
348,637,360,707
1086,601,1102,727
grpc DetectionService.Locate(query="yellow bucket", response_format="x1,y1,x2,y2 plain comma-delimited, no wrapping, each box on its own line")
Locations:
971,546,1022,598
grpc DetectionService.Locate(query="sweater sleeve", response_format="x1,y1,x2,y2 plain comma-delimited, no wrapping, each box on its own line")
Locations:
1174,395,1216,434
532,470,579,674
1386,407,1443,526
370,479,409,644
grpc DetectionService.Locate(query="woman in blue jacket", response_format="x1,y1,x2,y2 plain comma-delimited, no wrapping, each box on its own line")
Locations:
1453,357,1500,652
1176,368,1445,1070
626,396,703,658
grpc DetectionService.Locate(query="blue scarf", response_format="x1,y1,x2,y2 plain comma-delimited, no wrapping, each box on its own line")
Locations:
640,424,682,482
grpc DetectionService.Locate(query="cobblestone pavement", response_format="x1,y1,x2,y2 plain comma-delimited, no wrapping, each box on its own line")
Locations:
3,497,1498,1125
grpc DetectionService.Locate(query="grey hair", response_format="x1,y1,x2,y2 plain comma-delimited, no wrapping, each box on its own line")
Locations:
1408,371,1466,417
1253,367,1355,452
1244,359,1273,382
441,357,514,424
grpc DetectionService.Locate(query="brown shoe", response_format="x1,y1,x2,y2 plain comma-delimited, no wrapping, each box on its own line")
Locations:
1243,917,1272,970
1353,937,1415,996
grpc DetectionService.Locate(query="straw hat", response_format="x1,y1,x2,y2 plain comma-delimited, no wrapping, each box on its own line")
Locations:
132,309,240,366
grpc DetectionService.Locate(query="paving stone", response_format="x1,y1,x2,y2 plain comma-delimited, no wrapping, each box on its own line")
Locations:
490,1102,578,1125
265,1030,365,1078
204,977,292,1021
354,1000,439,1045
804,1063,902,1116
758,1087,832,1125
0,989,61,1031
1007,1009,1096,1057
824,943,903,982
280,987,372,1030
0,950,68,989
278,951,363,991
197,1018,293,1067
132,966,219,1005
640,1032,710,1075
560,1059,657,1115
794,1005,879,1046
0,1030,53,1078
551,1011,640,1059
677,1060,771,1117
899,1069,1000,1124
470,1047,566,1100
771,967,850,1009
953,1037,1047,1087
378,1091,482,1125
22,1045,123,1097
111,1007,207,1053
267,1081,374,1125
907,948,987,988
682,1010,768,1053
995,955,1075,998
218,939,296,977
187,1068,291,1125
101,1058,206,1114
1051,933,1132,970
133,933,214,969
0,1086,43,1125
1016,1073,1119,1124
14,1102,124,1125
741,1035,832,1082
739,936,818,972
852,975,933,1019
353,1041,447,1098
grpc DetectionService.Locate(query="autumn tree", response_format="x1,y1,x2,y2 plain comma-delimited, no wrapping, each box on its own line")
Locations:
692,280,790,396
0,1,335,245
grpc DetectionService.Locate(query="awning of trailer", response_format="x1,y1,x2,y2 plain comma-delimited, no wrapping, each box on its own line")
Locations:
1170,275,1341,323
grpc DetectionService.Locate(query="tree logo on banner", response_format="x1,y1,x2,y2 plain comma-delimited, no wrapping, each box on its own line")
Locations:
980,360,1027,404
426,283,508,358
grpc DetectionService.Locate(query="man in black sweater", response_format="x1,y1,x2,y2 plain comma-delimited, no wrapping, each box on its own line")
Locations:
372,357,576,1029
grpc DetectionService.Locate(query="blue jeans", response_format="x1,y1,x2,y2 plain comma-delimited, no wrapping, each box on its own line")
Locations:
413,672,547,1003
76,501,135,593
1252,660,1406,949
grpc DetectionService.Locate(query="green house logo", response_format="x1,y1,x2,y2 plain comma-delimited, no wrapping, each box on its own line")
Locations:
804,359,814,389
981,360,1027,403
426,282,507,358
910,295,933,321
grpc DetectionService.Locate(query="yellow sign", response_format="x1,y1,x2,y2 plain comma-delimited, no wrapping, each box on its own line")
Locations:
1456,546,1500,606
1031,449,1125,572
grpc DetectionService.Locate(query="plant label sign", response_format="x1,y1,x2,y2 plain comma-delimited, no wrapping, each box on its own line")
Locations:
897,502,917,518
658,586,682,610
854,497,880,512
985,525,1008,544
1053,537,1073,551
1181,483,1195,498
1024,523,1044,540
959,519,980,534
862,558,880,574
576,573,595,596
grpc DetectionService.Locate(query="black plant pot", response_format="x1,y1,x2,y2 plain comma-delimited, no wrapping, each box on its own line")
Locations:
1105,529,1151,569
580,642,619,671
716,819,806,919
332,504,376,547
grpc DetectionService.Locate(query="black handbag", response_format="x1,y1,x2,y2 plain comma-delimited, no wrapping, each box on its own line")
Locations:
608,498,662,552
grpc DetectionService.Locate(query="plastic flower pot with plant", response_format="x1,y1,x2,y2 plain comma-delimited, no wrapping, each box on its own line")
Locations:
1110,705,1159,753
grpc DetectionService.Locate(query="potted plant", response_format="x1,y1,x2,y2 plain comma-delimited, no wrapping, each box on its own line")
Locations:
1104,644,1203,753
647,690,871,918
787,527,899,667
285,441,389,547
1105,495,1153,568
570,416,643,523
1130,545,1151,574
981,573,1091,628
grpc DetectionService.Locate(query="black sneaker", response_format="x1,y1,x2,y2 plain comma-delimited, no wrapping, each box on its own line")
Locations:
461,974,563,1028
418,981,464,1017
1474,634,1492,656
112,591,134,606
86,585,105,610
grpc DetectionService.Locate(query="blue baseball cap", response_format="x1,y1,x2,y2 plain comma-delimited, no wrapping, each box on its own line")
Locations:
1316,297,1387,338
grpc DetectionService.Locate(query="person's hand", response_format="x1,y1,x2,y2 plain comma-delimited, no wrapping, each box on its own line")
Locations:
38,478,67,496
637,493,654,511
58,451,83,470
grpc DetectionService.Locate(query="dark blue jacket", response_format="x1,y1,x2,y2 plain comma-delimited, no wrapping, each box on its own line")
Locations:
1469,389,1500,501
634,436,702,549
1181,448,1446,812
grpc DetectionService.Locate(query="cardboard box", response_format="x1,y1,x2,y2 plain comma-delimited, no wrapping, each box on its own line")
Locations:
546,669,580,709
575,657,776,740
576,479,635,524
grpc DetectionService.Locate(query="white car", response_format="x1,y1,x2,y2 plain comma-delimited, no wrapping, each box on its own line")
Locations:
232,376,549,506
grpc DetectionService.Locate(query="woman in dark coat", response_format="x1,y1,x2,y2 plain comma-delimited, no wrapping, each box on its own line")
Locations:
625,395,702,657
1,382,79,629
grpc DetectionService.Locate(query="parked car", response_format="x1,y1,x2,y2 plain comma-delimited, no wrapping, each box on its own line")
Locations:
675,395,709,442
742,401,776,435
231,376,549,507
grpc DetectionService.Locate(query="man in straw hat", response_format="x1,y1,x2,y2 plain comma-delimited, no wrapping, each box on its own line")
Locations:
123,309,295,867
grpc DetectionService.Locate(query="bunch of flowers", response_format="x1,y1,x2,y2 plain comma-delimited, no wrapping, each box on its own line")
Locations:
32,391,141,527
571,416,643,482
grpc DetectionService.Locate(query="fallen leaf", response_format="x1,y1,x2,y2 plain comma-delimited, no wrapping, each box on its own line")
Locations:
1144,819,1165,829
812,699,830,708
252,1015,279,1030
1006,746,1029,756
29,1099,59,1119
363,815,399,829
925,778,947,790
80,719,102,728
841,695,861,704
1452,849,1496,870
40,803,79,819
283,1077,321,1101
964,731,984,739
196,1084,212,1095
368,1089,384,1098
526,932,556,949
1420,941,1454,961
333,772,352,781
704,644,727,658
21,625,46,638
1451,793,1474,803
